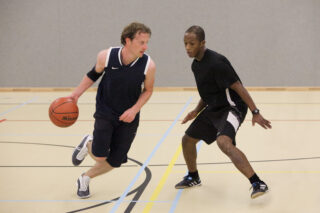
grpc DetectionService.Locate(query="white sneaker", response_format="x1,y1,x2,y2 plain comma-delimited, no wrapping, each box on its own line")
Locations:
77,174,91,198
72,134,92,166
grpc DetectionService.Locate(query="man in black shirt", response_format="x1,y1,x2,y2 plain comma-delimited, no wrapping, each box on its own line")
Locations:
175,25,271,199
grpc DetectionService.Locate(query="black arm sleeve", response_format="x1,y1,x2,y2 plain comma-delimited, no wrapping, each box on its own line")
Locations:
87,66,103,82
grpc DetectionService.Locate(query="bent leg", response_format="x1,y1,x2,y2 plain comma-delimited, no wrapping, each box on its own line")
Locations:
85,157,114,178
216,135,254,178
182,134,200,172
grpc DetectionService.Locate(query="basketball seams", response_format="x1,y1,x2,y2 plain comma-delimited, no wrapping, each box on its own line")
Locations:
49,109,70,127
49,97,79,127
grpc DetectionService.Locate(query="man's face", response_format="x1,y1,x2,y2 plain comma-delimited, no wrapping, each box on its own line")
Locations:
184,32,203,58
126,32,150,58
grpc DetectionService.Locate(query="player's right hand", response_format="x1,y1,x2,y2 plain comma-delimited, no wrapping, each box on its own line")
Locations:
181,110,198,124
66,94,78,104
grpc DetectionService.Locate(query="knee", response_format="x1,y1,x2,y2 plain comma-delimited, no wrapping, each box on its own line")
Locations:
182,135,189,146
95,156,107,162
182,134,192,147
217,136,234,156
182,134,198,148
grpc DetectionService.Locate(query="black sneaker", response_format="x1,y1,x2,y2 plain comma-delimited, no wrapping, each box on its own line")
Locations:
72,135,92,166
175,175,201,189
250,181,268,199
77,174,91,199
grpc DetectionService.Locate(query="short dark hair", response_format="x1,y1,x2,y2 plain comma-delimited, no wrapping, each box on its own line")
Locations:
185,25,205,42
121,22,152,45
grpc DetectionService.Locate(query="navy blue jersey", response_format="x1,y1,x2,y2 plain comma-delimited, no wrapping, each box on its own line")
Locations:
95,47,150,116
191,49,247,112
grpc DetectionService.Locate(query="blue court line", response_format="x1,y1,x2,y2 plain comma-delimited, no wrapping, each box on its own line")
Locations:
169,141,203,213
110,97,193,213
0,97,38,116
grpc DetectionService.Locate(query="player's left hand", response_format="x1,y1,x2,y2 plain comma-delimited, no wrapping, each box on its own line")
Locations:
119,108,138,123
252,114,272,129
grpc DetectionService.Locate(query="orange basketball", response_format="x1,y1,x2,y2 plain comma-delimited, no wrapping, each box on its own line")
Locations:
49,97,79,127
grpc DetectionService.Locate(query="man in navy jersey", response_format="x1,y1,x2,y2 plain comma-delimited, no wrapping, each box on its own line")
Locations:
175,25,271,199
69,22,156,198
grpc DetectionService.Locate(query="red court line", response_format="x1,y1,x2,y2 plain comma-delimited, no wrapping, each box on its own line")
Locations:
0,119,7,123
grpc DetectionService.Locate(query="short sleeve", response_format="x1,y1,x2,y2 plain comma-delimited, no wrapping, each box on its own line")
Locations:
214,62,239,89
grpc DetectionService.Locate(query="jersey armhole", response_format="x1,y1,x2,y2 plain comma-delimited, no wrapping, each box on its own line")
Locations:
144,56,151,75
104,48,113,68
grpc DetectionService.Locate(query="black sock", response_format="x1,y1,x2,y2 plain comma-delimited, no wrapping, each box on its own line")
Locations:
188,170,199,179
249,173,261,184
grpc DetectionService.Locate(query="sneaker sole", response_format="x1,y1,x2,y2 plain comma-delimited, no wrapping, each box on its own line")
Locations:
77,194,91,199
175,183,202,189
251,190,268,199
72,135,90,166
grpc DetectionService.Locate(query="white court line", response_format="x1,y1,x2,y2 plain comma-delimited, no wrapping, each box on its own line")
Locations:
110,97,193,213
0,97,38,116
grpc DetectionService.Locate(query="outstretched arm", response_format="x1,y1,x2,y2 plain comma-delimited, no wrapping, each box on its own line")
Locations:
69,49,108,103
119,59,156,123
230,81,272,129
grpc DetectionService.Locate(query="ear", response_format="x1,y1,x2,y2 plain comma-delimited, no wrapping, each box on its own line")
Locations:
200,40,206,47
125,37,131,46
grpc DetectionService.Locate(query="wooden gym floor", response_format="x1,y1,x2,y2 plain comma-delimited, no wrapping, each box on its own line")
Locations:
0,88,320,213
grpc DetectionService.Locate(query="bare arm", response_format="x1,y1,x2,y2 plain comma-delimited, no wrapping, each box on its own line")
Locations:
230,81,271,129
182,98,207,124
69,49,108,103
119,58,156,123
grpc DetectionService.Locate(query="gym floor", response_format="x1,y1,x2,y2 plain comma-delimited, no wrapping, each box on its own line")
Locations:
0,88,319,213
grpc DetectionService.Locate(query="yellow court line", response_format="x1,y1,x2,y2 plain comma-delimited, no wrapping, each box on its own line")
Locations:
142,145,182,213
172,170,320,174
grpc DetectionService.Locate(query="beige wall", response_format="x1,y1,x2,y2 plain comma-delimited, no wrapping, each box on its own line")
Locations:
0,0,319,87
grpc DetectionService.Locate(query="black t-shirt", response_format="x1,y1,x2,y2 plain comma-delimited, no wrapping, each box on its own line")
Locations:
191,49,247,111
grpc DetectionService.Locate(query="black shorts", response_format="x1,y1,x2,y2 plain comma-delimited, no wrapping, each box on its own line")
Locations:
92,113,139,167
185,106,247,146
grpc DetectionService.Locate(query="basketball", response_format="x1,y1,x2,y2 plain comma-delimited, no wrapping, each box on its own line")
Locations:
49,97,79,127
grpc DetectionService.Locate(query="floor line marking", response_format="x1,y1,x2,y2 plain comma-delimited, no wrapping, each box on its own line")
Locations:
142,145,182,212
109,97,193,213
0,199,172,203
172,170,320,174
0,97,38,116
169,141,203,213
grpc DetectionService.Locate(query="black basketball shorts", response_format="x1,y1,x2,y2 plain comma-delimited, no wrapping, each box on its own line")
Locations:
92,113,139,167
185,107,247,146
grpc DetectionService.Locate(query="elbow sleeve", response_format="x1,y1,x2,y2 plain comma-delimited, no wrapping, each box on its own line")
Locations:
87,66,103,82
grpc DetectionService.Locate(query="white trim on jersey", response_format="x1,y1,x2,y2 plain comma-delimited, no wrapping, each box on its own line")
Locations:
118,47,123,66
104,48,112,68
225,88,236,106
144,55,151,75
227,112,240,132
130,57,139,67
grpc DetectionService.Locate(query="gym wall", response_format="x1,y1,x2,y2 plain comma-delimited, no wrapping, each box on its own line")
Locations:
0,0,319,87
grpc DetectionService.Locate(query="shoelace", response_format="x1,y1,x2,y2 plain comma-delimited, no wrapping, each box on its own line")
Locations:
249,182,259,191
76,136,92,159
77,146,88,159
79,176,89,191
